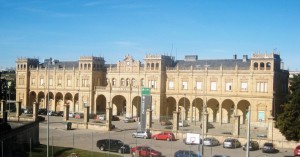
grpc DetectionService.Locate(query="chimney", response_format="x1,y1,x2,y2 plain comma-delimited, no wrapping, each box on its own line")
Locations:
233,54,237,60
243,55,248,62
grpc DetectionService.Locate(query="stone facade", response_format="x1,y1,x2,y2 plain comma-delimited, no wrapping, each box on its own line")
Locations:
15,52,289,125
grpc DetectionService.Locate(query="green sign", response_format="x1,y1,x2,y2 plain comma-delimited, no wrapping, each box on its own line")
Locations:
141,87,151,96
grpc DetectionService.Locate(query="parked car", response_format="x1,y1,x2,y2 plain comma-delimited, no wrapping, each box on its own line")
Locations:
223,138,241,149
75,113,84,119
242,141,259,151
203,137,220,146
99,114,106,120
123,117,136,123
152,131,175,141
294,145,300,156
96,139,130,154
262,142,276,153
24,108,33,114
112,115,120,121
48,111,56,116
132,130,151,139
69,112,76,118
213,155,230,157
131,146,162,157
160,119,172,126
38,108,47,115
174,150,198,157
179,120,189,127
55,111,64,117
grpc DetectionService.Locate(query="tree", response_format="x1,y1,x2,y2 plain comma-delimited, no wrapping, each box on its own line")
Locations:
276,74,300,141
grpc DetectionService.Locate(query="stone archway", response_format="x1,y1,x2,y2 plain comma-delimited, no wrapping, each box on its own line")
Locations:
46,92,54,111
29,91,37,110
132,96,141,117
192,98,203,122
221,99,235,124
38,91,45,108
165,97,176,119
237,100,251,124
178,96,191,121
96,95,106,114
55,92,63,111
112,95,126,116
207,98,220,123
64,92,73,111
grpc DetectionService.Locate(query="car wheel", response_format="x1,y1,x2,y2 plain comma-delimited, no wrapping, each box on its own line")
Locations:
167,138,170,141
154,137,157,140
132,152,136,157
100,146,104,151
118,149,122,154
144,136,147,139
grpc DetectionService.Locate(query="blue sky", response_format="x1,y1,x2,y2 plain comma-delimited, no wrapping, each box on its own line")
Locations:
1,0,300,70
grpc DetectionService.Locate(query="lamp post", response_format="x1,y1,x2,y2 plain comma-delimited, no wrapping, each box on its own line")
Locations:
46,60,50,157
202,64,209,157
246,106,251,157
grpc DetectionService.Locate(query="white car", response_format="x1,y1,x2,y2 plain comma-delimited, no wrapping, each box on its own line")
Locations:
179,120,189,127
98,114,106,120
69,112,76,118
132,130,151,139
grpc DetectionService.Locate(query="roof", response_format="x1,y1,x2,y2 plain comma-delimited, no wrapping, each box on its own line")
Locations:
175,59,250,70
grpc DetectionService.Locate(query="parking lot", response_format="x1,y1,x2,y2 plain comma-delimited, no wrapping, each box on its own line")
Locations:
39,115,294,157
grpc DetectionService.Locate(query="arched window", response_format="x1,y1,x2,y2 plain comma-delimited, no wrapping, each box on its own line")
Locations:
112,78,116,86
80,64,83,70
260,62,265,70
121,78,125,86
151,63,154,70
141,78,144,87
254,62,258,70
88,64,91,70
126,78,130,86
266,62,271,70
147,63,150,69
131,78,136,86
18,64,20,69
21,64,23,69
84,64,87,70
156,63,159,70
24,64,26,69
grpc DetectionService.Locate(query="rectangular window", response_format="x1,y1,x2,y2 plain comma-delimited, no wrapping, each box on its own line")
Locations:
58,79,62,86
241,82,248,91
49,78,53,86
67,79,71,87
40,78,44,86
196,81,202,90
210,81,217,91
82,79,88,87
168,81,174,89
148,80,157,89
182,81,188,90
258,111,265,121
31,78,36,85
256,82,268,93
225,82,232,91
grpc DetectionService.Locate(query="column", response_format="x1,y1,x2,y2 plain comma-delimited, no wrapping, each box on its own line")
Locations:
173,111,180,131
146,109,152,130
268,116,274,141
105,104,112,131
33,102,39,121
203,112,209,134
233,115,240,137
15,101,22,120
64,104,70,121
1,100,6,115
84,106,90,123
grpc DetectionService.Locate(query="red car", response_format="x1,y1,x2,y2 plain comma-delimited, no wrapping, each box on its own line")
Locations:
131,146,162,157
294,145,300,156
151,131,175,141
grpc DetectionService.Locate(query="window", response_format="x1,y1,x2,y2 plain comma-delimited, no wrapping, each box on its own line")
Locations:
82,79,89,87
210,81,217,91
168,81,174,89
112,78,116,86
121,78,125,86
31,78,36,85
182,81,188,90
58,78,62,86
141,78,144,87
49,78,53,86
67,79,72,87
148,80,157,89
126,78,130,86
225,82,232,91
256,82,268,93
196,81,202,90
241,82,248,91
40,78,44,86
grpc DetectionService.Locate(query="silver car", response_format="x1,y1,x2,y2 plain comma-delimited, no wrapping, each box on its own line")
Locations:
203,137,220,146
132,130,151,139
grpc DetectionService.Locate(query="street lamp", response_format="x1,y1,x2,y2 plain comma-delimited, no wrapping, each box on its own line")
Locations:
246,105,251,157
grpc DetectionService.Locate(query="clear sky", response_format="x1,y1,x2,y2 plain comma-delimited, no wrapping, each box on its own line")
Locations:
1,0,300,71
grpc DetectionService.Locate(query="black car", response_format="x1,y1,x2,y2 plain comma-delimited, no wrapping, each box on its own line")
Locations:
96,139,130,154
38,108,47,115
55,111,64,117
174,150,199,157
262,142,276,153
242,141,259,151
